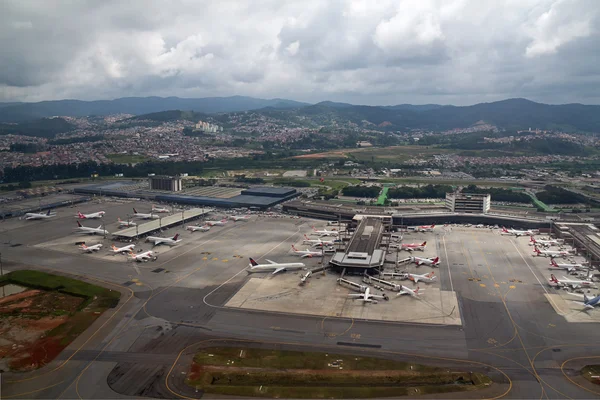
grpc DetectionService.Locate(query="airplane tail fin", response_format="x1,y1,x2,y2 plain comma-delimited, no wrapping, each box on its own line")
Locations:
249,257,259,266
292,245,298,251
47,209,52,216
172,234,179,241
431,225,435,228
118,217,122,222
81,244,87,249
415,286,421,295
304,234,309,240
421,241,427,246
502,227,508,232
77,221,82,227
133,208,138,214
78,211,85,218
551,259,558,267
550,274,559,283
112,245,118,251
432,257,440,264
427,271,435,278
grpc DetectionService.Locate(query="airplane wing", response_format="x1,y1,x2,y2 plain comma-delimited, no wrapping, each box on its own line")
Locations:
301,254,312,258
272,267,287,274
413,277,420,283
347,293,364,298
397,290,409,296
265,259,277,264
152,239,164,246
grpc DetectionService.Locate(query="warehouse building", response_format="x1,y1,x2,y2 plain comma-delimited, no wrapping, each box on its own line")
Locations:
445,192,491,214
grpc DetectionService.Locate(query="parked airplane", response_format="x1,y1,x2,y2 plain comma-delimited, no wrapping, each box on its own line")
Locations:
568,292,600,310
132,208,159,219
230,215,251,221
117,217,137,227
501,227,534,236
348,287,388,303
534,246,572,258
408,224,435,232
186,225,210,232
79,243,103,253
247,258,305,274
549,259,587,273
205,218,228,226
530,236,561,248
549,274,596,289
151,205,170,213
111,244,135,254
410,256,440,267
303,234,336,247
77,210,105,219
24,209,56,220
76,221,110,235
129,250,156,262
396,285,423,297
291,245,323,258
407,271,437,283
146,234,181,246
401,241,427,252
311,227,339,237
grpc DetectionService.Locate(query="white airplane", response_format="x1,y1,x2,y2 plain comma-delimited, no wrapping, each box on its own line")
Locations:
132,208,159,220
129,250,156,262
230,215,251,222
530,236,561,248
151,205,170,213
117,217,137,227
247,257,305,274
76,221,110,235
408,224,435,232
534,246,572,258
410,256,440,267
79,243,103,253
501,227,534,237
110,244,135,254
146,233,181,246
347,287,388,303
549,259,588,273
303,234,336,247
205,218,228,226
311,227,339,237
567,292,600,310
407,271,437,283
396,285,424,297
76,211,105,219
291,245,323,258
186,225,210,232
400,241,427,252
24,209,56,220
549,274,597,289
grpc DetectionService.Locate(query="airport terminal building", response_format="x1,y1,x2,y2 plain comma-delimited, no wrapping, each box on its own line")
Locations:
445,192,491,214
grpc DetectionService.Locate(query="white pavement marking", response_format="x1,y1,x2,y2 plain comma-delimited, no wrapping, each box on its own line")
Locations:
442,235,454,293
202,227,301,308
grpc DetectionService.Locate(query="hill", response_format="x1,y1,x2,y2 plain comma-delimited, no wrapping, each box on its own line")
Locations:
0,96,309,123
0,117,76,138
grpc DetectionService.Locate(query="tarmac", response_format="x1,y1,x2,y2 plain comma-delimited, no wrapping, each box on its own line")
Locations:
1,202,600,399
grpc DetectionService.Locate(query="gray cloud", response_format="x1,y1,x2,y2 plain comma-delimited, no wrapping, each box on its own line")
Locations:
1,0,599,105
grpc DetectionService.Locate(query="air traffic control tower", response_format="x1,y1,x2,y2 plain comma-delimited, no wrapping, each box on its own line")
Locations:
329,216,386,275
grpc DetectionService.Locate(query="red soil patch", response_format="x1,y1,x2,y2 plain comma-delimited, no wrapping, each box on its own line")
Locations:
0,289,41,305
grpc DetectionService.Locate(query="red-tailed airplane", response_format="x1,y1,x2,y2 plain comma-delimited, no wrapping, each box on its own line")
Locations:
408,224,435,232
401,241,427,252
76,211,105,219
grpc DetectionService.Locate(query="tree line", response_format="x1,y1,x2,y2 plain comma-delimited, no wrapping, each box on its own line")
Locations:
387,184,453,199
342,185,381,198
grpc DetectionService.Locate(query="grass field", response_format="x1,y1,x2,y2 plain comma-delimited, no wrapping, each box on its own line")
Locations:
106,153,150,164
581,365,600,385
293,146,451,164
186,347,492,398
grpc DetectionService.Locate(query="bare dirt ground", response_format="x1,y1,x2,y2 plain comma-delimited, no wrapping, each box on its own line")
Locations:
0,289,89,371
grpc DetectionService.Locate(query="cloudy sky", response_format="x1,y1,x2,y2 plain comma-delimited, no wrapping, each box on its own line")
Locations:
2,0,599,105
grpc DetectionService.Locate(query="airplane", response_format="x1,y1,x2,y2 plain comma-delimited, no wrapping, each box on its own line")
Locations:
396,285,423,297
247,257,305,274
110,244,135,254
151,205,170,213
129,250,156,262
146,234,181,246
76,211,106,219
311,227,339,237
549,259,588,273
117,217,137,227
24,209,56,220
186,225,211,232
303,234,336,247
530,236,561,248
501,227,534,237
300,271,312,283
410,256,440,267
230,215,251,222
400,241,427,252
567,292,600,310
347,287,388,303
76,221,110,235
408,224,435,232
205,218,228,226
407,271,437,283
549,274,596,289
291,245,323,258
132,208,159,220
534,246,572,258
79,243,103,253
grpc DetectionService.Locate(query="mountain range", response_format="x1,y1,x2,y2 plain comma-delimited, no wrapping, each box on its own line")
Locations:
1,96,600,133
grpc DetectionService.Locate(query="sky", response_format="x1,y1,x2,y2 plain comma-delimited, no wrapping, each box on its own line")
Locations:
2,0,599,105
